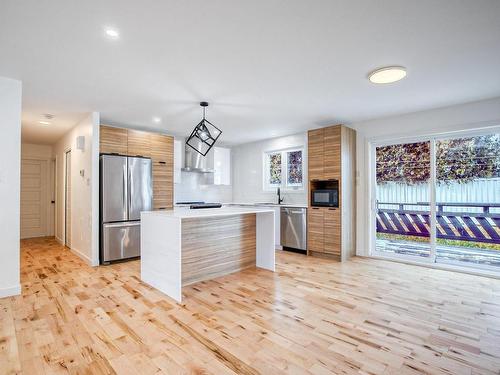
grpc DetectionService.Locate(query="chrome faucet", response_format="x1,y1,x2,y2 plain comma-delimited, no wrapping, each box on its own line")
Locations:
277,187,284,205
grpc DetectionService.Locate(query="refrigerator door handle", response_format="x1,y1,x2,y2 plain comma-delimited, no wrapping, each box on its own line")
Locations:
123,160,129,219
104,221,140,228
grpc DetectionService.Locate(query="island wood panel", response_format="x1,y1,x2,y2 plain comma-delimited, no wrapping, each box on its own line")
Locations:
127,129,151,157
308,128,324,181
3,237,500,375
152,162,173,209
324,125,341,180
99,125,128,155
181,214,256,286
324,207,341,258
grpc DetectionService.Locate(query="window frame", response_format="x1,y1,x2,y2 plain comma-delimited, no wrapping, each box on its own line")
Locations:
263,147,304,192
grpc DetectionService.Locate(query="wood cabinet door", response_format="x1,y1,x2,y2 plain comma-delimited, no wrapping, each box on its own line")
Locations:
324,207,341,258
324,125,341,180
308,128,325,180
100,125,128,155
151,133,174,162
307,207,324,253
152,162,173,210
127,130,151,157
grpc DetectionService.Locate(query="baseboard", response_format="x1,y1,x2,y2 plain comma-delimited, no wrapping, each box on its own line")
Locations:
55,236,63,245
0,284,21,299
69,246,93,266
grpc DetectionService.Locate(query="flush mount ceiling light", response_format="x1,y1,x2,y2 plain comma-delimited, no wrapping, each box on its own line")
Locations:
186,102,222,156
38,113,54,125
368,66,407,84
104,27,120,40
152,116,161,124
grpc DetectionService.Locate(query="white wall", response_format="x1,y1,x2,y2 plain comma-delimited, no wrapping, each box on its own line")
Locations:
232,132,308,205
53,112,100,265
351,96,500,256
0,77,22,298
21,143,55,236
21,143,53,159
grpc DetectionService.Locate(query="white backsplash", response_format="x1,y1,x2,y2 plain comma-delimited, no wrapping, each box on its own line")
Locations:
174,171,233,203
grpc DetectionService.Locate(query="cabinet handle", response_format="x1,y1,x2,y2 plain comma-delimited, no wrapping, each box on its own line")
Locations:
328,208,337,210
158,207,166,210
312,207,320,210
158,161,166,165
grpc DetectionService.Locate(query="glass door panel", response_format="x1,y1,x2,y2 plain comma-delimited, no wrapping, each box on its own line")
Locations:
435,134,500,268
375,141,432,258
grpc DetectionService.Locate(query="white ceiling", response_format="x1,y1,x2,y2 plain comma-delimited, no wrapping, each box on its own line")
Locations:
1,0,500,145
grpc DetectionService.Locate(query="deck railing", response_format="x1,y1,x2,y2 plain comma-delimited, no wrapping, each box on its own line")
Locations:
376,202,500,244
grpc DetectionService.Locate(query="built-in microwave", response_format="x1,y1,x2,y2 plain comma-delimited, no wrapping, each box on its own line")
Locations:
311,189,339,207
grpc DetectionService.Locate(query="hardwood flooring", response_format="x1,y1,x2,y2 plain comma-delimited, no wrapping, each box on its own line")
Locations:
1,237,500,374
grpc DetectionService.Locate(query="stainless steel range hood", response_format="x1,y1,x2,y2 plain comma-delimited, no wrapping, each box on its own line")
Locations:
181,139,215,173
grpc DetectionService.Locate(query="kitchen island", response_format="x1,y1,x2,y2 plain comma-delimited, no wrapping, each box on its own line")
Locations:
140,206,275,302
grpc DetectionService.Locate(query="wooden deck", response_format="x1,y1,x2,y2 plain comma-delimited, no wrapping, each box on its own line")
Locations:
1,237,500,374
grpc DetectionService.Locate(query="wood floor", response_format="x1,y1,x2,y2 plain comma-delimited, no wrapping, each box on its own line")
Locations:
1,238,500,375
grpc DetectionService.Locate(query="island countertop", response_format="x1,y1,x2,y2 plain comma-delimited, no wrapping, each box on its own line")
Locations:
143,206,275,219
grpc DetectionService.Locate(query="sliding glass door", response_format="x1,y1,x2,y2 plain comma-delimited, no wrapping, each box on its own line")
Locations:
375,141,432,259
435,134,500,268
373,131,500,271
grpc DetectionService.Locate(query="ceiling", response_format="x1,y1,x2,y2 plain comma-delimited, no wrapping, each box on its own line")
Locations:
1,0,500,145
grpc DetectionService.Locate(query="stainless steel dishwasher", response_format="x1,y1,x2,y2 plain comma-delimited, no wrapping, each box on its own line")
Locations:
280,207,307,252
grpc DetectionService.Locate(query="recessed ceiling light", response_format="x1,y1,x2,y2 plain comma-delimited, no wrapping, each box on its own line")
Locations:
368,66,407,84
152,116,161,124
38,121,51,125
104,27,120,40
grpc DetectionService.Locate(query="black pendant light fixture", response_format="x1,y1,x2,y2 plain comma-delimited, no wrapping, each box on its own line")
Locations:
186,102,222,156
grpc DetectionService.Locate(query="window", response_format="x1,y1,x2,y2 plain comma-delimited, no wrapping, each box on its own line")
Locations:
264,148,303,190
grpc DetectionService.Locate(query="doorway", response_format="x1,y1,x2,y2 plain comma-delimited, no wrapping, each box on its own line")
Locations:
65,149,72,248
20,159,49,238
372,131,500,271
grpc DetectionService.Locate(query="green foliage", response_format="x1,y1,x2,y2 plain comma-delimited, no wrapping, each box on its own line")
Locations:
376,233,500,251
376,135,500,185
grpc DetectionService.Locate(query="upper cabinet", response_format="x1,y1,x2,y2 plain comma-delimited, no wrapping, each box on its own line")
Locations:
323,126,341,180
308,126,342,180
99,125,174,210
308,128,325,180
128,130,151,158
100,125,128,155
214,147,231,185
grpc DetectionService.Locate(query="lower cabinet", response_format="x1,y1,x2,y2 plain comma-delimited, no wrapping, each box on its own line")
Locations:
307,207,341,259
324,208,341,257
307,208,325,253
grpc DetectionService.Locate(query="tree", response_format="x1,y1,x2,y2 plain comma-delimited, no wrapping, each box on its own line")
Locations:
376,135,500,185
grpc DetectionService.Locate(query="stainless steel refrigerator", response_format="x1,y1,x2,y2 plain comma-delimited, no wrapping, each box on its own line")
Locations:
100,155,152,263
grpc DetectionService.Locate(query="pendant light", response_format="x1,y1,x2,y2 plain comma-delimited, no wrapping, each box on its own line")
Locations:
186,102,222,156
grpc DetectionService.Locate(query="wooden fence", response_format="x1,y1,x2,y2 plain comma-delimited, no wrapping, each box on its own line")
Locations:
376,202,500,244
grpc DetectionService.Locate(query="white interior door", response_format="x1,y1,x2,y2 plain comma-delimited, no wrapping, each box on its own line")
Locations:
21,159,48,238
65,150,72,248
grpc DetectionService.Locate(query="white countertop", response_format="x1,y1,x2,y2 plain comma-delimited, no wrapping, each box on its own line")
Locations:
224,202,308,209
143,206,275,219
